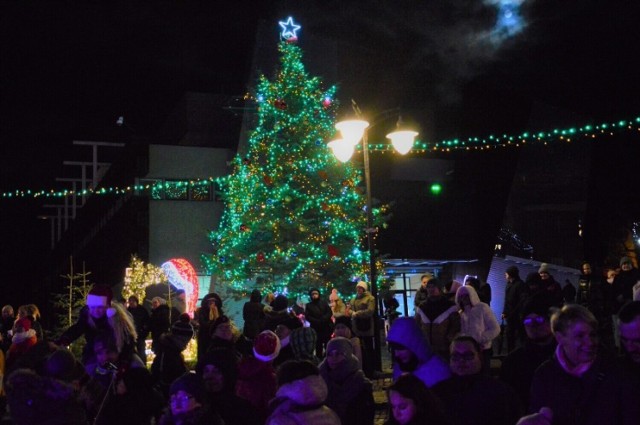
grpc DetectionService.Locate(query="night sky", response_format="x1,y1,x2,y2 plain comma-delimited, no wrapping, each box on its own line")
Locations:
1,1,639,304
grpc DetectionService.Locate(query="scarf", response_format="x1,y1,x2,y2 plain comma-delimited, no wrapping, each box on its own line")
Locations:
555,344,594,377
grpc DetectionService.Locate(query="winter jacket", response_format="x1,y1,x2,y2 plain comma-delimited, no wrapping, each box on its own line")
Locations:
433,373,523,425
455,286,500,350
266,374,341,425
386,317,451,387
498,339,556,408
350,290,375,337
530,353,640,425
243,300,266,340
319,351,374,425
305,299,334,341
415,297,460,359
503,277,526,322
236,356,277,421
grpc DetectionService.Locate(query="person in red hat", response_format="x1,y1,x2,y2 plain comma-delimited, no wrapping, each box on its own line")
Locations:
6,317,37,369
56,284,138,375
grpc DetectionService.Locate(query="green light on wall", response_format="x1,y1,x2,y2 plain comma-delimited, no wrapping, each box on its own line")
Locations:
430,183,442,195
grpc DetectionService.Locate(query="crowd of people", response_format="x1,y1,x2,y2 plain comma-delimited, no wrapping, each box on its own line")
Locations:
0,257,637,425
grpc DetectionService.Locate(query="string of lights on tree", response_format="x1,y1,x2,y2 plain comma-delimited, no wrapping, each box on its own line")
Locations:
202,20,394,297
2,116,638,200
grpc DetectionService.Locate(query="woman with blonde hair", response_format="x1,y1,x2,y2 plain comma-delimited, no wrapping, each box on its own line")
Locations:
56,285,137,375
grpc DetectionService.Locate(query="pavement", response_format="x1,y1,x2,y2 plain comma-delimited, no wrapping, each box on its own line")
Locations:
372,346,394,424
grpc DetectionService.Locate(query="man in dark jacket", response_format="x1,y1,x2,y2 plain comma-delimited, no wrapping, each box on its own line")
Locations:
243,289,266,340
305,287,333,358
433,335,523,425
127,296,150,363
499,293,556,408
502,265,527,352
529,304,640,425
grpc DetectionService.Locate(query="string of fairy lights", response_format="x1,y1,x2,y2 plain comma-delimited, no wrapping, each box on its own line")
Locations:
2,117,638,200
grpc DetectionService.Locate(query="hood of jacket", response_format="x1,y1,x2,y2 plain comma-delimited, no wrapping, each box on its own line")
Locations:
274,374,328,407
386,317,434,363
455,285,481,307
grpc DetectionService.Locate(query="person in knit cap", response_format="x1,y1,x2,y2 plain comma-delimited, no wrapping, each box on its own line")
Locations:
195,293,223,362
206,314,252,359
538,263,563,307
151,313,194,399
274,315,303,367
290,326,320,364
263,294,291,331
158,372,224,425
196,349,260,425
149,296,181,355
349,280,376,377
319,337,375,425
305,287,334,358
499,293,557,408
266,360,341,425
415,277,460,360
332,315,363,365
236,330,279,421
57,284,138,375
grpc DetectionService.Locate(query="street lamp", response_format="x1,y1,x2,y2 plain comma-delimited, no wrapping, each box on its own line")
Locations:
329,101,418,372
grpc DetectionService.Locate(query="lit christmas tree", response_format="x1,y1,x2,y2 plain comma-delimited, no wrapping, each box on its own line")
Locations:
205,20,388,297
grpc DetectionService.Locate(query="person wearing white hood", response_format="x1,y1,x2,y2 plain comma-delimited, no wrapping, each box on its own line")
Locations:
455,285,501,373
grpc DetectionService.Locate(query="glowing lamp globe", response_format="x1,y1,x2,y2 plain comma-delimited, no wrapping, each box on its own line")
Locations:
328,139,355,162
336,120,369,145
387,130,418,155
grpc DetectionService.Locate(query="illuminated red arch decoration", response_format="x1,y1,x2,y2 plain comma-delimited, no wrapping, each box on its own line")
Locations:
161,258,200,315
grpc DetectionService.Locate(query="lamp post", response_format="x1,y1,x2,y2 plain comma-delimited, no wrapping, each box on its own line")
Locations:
329,101,418,372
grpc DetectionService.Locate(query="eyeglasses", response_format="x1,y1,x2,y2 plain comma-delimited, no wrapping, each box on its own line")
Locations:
450,352,476,362
170,394,194,405
523,316,546,326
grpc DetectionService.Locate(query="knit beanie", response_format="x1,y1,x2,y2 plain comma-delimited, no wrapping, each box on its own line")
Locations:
329,289,339,301
356,281,368,291
171,314,194,348
169,372,207,405
309,287,321,297
87,285,113,308
253,330,281,362
538,263,549,274
506,266,520,279
334,315,353,333
276,360,319,387
290,327,317,359
620,256,632,267
326,337,353,357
